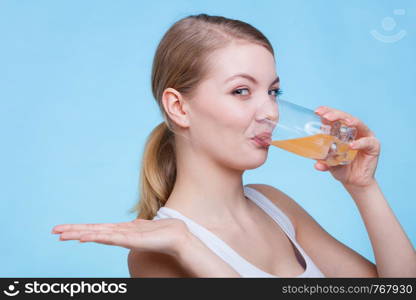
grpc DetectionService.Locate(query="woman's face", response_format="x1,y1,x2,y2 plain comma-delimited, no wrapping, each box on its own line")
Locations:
185,42,280,171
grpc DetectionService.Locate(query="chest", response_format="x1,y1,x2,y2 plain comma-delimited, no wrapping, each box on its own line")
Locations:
208,208,307,277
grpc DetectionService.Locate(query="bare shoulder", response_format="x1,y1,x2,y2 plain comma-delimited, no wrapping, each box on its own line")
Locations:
128,249,192,278
245,183,378,277
244,183,324,235
245,183,303,230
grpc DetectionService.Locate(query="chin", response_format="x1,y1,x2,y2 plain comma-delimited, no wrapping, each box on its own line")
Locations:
215,142,269,171
234,151,268,170
244,157,267,170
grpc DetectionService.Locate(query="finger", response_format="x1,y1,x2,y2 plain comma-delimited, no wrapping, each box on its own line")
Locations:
315,106,354,127
344,117,374,138
52,223,116,234
314,161,329,171
79,231,140,249
350,137,380,156
314,106,337,116
59,230,133,241
59,230,98,241
316,107,354,123
52,221,136,234
324,111,373,138
315,106,374,137
58,229,129,246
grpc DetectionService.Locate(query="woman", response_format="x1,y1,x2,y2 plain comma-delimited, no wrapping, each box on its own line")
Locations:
51,14,416,278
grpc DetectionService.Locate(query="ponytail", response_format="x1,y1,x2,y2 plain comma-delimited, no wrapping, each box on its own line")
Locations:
129,122,176,219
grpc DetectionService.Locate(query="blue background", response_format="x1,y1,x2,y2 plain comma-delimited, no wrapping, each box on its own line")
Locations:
1,0,414,277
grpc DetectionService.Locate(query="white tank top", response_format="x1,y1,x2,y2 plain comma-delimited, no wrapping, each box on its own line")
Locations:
153,185,325,278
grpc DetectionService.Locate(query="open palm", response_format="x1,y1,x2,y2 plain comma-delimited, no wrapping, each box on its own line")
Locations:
52,218,191,257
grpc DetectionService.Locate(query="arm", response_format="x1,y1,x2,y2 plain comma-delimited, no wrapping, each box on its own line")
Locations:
176,233,241,277
311,106,416,277
249,182,416,277
53,220,190,278
128,250,192,277
128,233,241,278
51,217,240,278
343,180,416,277
247,184,378,277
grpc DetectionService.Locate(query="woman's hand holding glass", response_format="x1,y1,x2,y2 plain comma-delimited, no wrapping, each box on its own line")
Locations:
314,106,381,188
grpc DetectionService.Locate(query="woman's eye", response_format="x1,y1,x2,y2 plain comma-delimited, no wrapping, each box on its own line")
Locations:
232,88,250,96
268,88,283,97
232,88,282,98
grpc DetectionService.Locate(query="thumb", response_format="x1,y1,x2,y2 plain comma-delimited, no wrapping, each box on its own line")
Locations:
314,161,329,171
350,136,380,156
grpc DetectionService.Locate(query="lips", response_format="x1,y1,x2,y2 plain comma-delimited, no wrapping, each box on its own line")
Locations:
252,132,272,147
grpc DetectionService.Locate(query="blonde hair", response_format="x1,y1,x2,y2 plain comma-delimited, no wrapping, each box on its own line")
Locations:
129,14,274,219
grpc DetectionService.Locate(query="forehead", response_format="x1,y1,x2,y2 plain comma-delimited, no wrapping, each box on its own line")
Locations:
206,42,277,82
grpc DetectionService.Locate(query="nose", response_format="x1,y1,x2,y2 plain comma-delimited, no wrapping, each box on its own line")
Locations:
255,98,279,123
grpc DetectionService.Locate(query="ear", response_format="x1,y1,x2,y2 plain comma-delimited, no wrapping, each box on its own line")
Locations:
161,88,190,129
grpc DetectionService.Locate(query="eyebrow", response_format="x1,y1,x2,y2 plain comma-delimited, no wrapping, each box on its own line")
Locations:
224,73,280,86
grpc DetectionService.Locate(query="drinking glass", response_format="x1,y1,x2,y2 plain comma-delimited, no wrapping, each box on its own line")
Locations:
253,99,358,166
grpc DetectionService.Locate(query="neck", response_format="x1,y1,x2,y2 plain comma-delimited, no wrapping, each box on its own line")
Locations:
165,139,251,227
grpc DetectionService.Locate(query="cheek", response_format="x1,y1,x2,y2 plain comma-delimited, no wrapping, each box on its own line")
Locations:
213,99,254,132
193,94,252,134
214,120,270,170
189,91,264,167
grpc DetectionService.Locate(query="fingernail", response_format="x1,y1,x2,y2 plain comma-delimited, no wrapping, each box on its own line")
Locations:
323,113,332,120
349,142,356,149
